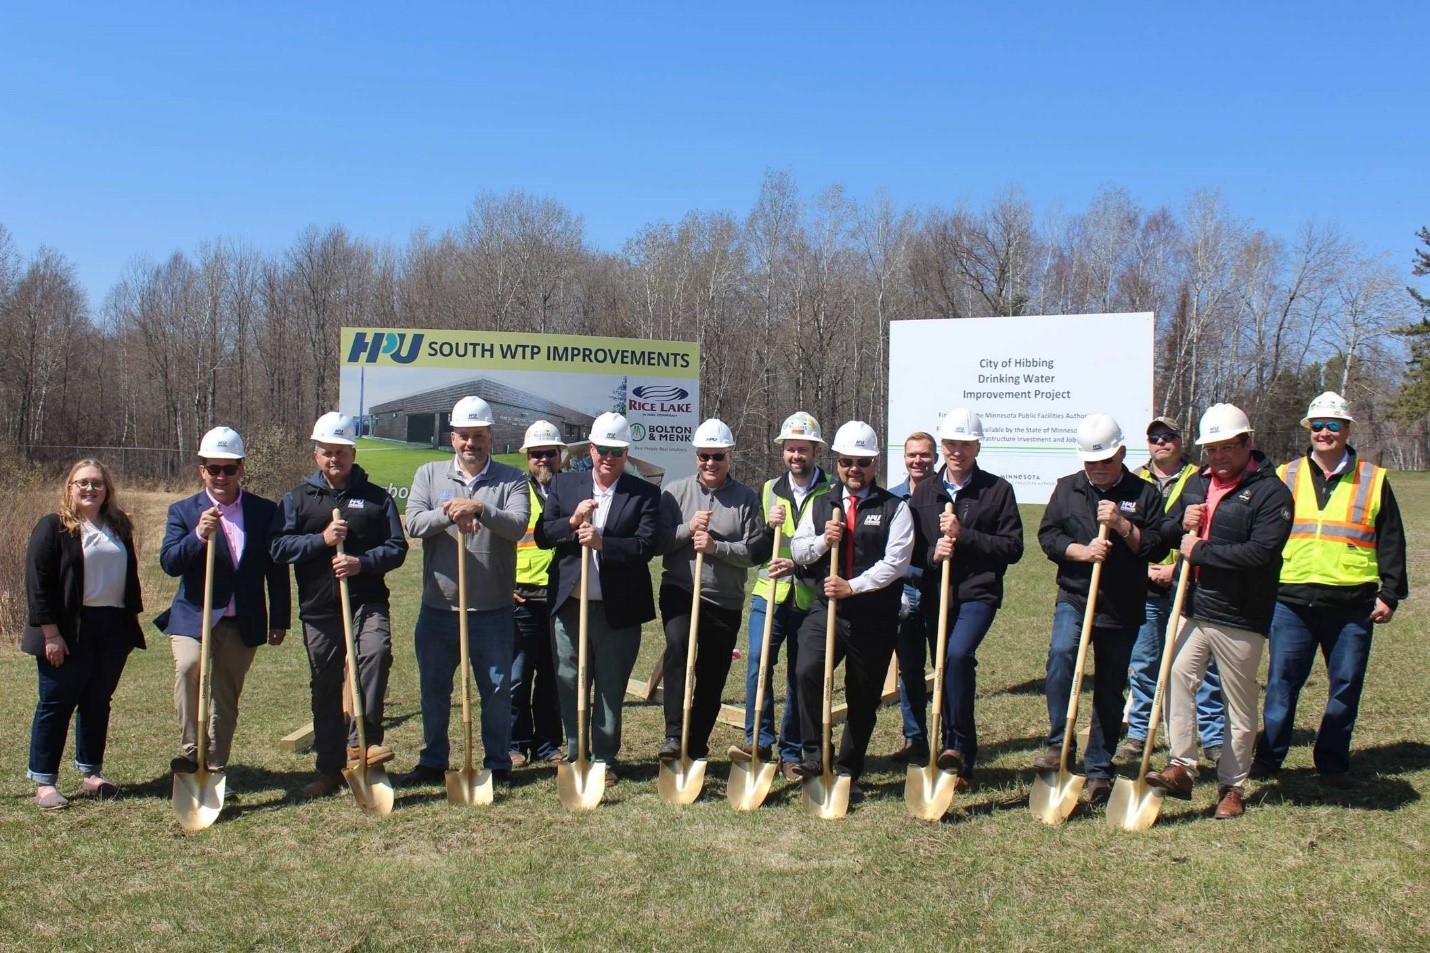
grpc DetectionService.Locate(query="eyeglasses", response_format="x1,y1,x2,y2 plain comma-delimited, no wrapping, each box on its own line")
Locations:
838,457,874,469
1147,433,1179,445
203,464,241,476
594,446,626,458
527,449,559,460
697,452,727,463
1309,420,1344,433
70,479,106,490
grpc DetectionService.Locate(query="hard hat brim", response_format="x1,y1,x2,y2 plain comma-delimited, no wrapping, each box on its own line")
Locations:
1076,445,1122,462
1194,428,1252,446
199,450,244,460
1300,415,1353,429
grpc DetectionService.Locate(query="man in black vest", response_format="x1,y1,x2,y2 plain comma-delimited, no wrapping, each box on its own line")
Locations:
787,421,914,799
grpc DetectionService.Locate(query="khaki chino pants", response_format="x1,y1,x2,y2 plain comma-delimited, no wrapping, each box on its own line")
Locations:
171,619,257,768
1166,617,1264,789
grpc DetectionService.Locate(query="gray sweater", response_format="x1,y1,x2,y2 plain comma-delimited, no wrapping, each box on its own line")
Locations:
405,458,530,612
656,474,763,610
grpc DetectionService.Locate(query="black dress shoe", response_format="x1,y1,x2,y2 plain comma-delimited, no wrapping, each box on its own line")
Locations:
170,755,199,775
792,757,823,780
394,763,446,787
657,738,681,763
491,769,512,790
1086,778,1112,807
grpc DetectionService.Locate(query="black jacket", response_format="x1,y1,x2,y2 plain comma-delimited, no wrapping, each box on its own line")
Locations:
269,465,408,621
1169,451,1293,635
909,465,1024,609
1037,466,1174,628
23,513,145,656
535,469,659,630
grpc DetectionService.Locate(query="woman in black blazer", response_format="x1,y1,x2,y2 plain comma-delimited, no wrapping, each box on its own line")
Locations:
23,459,145,810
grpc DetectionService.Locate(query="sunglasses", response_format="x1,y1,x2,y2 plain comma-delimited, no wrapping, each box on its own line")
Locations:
70,479,106,490
1309,420,1344,433
1147,433,1179,445
203,464,241,476
838,457,874,469
697,452,727,463
594,446,627,458
527,449,559,460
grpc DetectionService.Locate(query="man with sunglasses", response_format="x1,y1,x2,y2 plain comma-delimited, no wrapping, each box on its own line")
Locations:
397,396,530,790
788,421,914,799
735,411,833,781
536,412,659,785
655,419,763,765
1035,414,1173,807
1251,392,1407,787
158,427,290,784
508,420,567,768
1121,417,1226,764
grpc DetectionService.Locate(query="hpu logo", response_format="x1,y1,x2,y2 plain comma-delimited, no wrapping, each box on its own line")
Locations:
347,331,425,364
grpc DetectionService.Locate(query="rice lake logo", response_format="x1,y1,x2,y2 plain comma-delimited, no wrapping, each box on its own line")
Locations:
628,384,691,414
347,331,425,364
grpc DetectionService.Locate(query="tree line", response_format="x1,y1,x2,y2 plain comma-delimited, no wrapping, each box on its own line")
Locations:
0,173,1424,483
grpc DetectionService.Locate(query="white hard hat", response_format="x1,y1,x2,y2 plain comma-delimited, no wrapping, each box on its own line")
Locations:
310,412,357,447
1075,413,1124,462
1195,403,1253,445
520,419,565,451
937,408,984,443
774,411,825,445
830,420,880,457
198,426,246,460
1301,391,1354,428
451,396,494,428
693,418,735,449
588,412,633,448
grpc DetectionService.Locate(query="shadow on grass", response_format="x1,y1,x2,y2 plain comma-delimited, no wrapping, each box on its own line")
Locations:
993,677,1047,697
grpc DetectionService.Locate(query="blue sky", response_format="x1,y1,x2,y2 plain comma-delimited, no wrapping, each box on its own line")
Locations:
3,2,1426,307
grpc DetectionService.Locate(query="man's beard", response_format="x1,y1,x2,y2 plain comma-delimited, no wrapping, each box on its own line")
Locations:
532,468,554,486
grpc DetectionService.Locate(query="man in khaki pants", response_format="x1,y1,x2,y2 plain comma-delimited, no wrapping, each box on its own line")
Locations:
157,427,290,780
1145,404,1292,819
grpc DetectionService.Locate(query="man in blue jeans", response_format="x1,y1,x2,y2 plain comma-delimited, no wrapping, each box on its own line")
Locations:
1034,414,1173,806
396,396,530,789
1253,392,1408,786
1121,417,1225,763
887,432,937,765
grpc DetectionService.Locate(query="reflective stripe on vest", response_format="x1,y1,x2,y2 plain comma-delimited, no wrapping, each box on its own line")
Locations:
750,476,829,611
1278,457,1384,586
515,482,553,587
1139,462,1197,566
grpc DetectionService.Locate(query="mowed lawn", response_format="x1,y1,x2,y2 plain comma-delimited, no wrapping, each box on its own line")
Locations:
1,470,1428,952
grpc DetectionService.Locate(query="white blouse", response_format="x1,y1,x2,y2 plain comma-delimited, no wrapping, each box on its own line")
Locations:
80,520,128,607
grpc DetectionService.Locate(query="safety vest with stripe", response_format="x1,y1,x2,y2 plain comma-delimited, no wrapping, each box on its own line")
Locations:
750,473,833,611
515,481,554,588
1277,457,1385,586
1137,461,1197,566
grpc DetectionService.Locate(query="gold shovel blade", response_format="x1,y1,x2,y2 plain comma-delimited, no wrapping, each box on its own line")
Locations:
446,766,494,807
172,770,226,832
342,763,394,817
556,760,606,811
657,757,708,805
726,759,777,812
801,773,852,820
1105,777,1165,832
1028,767,1085,826
903,763,958,821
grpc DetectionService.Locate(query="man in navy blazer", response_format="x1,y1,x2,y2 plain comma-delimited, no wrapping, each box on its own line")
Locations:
535,412,658,783
157,427,290,776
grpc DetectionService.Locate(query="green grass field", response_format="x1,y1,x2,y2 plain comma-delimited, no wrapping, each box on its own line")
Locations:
2,472,1427,951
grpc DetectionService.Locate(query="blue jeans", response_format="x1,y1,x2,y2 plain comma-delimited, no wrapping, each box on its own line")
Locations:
1045,600,1137,781
511,600,563,760
28,606,134,785
413,603,514,772
1256,601,1374,775
743,594,807,764
1127,590,1225,747
894,602,933,746
919,599,997,772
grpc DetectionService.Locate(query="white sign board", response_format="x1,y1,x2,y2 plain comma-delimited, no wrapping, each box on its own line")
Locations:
887,313,1154,504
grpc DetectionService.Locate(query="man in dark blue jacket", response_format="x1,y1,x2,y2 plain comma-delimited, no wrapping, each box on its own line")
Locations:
159,427,289,779
271,413,408,800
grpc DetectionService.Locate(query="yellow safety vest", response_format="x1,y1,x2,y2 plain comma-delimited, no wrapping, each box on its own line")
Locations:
1277,457,1384,586
1138,461,1197,566
515,482,554,588
750,475,831,611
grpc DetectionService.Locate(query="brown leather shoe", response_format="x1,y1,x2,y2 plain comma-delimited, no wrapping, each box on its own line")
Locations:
936,748,964,772
728,742,773,764
346,744,395,767
953,776,976,794
300,772,344,800
1214,784,1245,819
1086,778,1112,807
889,741,930,764
1144,762,1196,800
780,761,801,783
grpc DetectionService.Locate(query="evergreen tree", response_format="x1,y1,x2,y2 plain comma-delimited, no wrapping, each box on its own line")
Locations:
1390,228,1430,420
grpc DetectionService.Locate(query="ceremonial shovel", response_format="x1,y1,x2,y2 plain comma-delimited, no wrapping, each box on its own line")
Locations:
172,536,226,831
727,528,782,812
904,503,960,820
1029,524,1109,825
446,531,494,806
802,508,852,820
1106,557,1191,832
659,550,710,804
557,524,606,809
335,509,394,817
